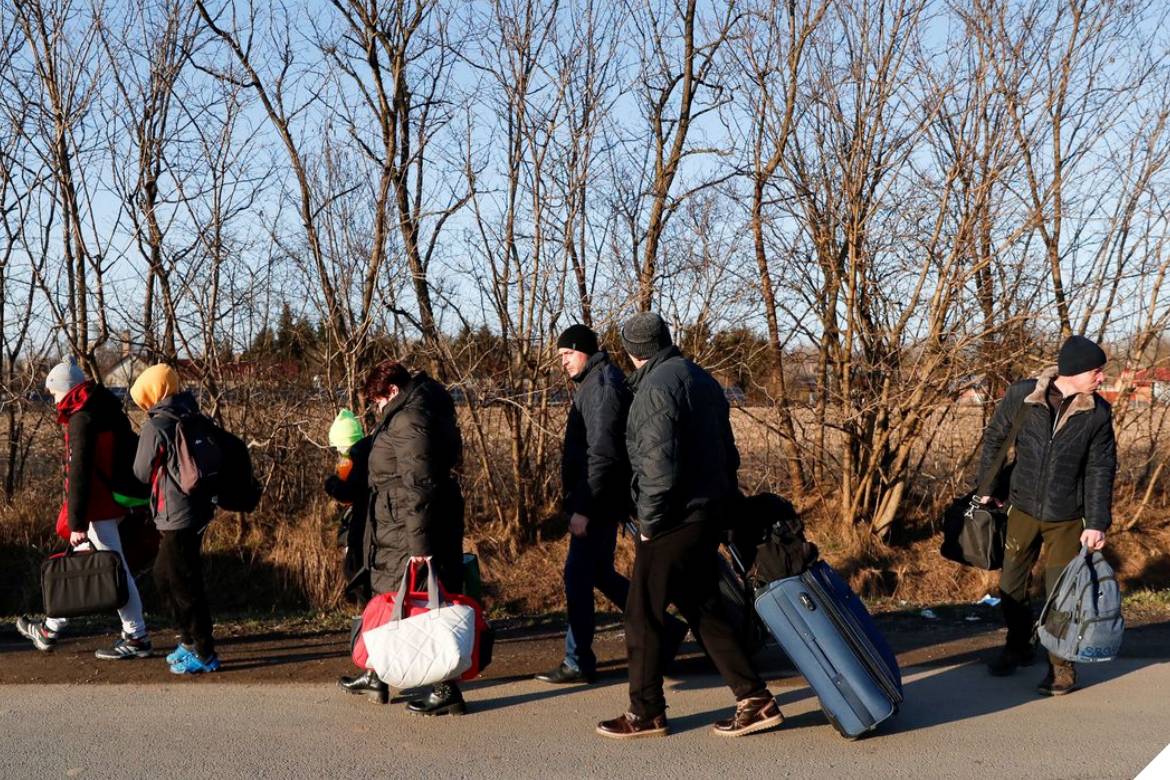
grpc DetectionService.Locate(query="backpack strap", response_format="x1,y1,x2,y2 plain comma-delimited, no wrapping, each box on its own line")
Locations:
1034,546,1091,635
975,397,1030,498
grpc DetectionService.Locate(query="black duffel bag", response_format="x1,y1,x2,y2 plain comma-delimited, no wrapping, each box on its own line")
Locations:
940,402,1027,571
940,496,1008,570
41,548,129,618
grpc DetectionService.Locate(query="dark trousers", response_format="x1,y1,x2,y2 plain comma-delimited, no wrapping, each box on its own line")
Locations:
563,521,629,675
154,528,215,659
999,506,1083,659
625,517,765,719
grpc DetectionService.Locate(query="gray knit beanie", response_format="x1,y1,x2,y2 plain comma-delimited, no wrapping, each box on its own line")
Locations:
621,312,672,360
45,359,86,399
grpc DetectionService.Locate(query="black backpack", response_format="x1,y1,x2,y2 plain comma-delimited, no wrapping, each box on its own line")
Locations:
168,412,262,513
727,492,819,585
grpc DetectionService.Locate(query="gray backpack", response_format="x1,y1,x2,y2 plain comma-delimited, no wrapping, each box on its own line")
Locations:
1036,548,1124,663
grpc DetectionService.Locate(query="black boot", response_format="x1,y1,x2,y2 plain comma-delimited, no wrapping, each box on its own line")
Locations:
1000,594,1035,650
535,663,596,685
338,670,389,703
987,643,1036,676
405,681,467,716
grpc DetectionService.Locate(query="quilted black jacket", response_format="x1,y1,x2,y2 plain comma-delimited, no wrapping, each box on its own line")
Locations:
626,346,740,538
366,373,464,594
976,368,1117,531
561,351,633,522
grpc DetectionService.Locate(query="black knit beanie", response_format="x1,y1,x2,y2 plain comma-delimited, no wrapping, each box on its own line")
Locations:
621,312,672,360
1057,335,1107,376
556,324,599,356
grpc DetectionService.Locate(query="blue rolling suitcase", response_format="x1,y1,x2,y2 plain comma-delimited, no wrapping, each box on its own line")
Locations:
753,561,903,738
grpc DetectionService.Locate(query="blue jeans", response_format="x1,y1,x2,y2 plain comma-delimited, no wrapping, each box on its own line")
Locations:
563,521,629,675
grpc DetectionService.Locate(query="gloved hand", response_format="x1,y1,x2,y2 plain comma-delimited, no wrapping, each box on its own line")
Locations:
324,474,345,500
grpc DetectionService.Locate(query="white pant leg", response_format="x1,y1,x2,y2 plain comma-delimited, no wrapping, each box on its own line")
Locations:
87,518,148,638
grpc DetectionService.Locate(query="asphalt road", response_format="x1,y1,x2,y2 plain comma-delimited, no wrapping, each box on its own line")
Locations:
2,659,1167,779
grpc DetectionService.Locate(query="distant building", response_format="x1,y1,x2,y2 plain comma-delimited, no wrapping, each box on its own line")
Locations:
105,354,152,389
1102,367,1170,406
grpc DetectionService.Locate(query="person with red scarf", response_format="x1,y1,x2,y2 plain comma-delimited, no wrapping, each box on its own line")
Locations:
16,360,153,660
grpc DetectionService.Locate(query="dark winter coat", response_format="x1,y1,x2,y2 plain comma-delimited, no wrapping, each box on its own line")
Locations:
56,382,135,532
977,367,1117,531
561,351,633,523
626,346,741,539
324,434,373,602
366,373,464,595
133,391,215,532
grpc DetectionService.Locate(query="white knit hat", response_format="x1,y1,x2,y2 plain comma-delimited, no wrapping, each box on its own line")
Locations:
45,360,86,399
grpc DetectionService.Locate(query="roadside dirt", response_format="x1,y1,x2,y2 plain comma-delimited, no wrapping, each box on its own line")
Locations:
3,604,1166,688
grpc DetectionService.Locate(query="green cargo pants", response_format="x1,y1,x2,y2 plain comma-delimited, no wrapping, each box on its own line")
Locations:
998,506,1084,661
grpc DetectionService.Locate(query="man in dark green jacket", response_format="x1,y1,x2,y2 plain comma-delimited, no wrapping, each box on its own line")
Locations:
597,312,781,740
977,335,1117,695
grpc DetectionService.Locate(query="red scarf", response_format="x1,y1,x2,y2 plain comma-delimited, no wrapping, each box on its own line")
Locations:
55,380,93,423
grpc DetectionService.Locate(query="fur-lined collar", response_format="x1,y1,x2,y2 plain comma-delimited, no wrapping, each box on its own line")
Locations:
1024,366,1097,435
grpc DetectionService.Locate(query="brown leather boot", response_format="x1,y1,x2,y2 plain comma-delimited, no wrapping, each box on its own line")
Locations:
712,694,784,737
1037,661,1077,696
596,711,670,739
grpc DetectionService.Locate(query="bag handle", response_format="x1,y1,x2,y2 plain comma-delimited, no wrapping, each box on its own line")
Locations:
390,558,444,621
1081,545,1102,617
975,398,1030,499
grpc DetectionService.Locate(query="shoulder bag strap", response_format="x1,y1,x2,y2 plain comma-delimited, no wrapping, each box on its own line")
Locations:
975,398,1030,498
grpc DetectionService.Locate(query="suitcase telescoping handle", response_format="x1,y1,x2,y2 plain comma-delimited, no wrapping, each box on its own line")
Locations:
725,543,748,578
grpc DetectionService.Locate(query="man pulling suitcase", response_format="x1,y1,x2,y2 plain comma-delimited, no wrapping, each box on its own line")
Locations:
596,313,782,740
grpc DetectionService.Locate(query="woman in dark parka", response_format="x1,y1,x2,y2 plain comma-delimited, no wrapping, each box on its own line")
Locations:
347,360,467,715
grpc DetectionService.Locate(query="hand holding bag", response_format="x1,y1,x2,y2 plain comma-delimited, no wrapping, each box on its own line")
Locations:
361,561,477,689
940,401,1028,570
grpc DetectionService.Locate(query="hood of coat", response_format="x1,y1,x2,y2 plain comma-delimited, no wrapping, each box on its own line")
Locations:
377,372,425,423
148,389,201,419
55,381,125,425
1024,366,1097,435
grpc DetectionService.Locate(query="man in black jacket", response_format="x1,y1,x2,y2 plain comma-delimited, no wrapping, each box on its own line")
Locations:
597,313,781,740
976,335,1117,695
537,325,687,686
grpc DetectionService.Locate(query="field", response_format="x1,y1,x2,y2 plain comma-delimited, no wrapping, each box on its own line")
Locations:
1,401,1167,619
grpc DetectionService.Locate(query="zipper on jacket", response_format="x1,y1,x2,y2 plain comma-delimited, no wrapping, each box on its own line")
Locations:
1038,393,1076,522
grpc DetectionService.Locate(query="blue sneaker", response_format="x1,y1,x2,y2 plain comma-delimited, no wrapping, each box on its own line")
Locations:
166,644,195,665
170,651,221,675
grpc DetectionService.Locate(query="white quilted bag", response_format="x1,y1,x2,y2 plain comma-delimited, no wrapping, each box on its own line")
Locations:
362,563,477,689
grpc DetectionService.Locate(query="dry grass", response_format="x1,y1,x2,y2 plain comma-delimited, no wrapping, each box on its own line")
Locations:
2,400,1168,617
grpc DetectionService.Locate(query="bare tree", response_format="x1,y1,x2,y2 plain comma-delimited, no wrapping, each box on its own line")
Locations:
726,0,829,499
626,0,739,311
96,0,202,359
9,0,112,375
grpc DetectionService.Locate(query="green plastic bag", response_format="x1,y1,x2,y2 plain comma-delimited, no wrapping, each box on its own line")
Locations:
328,409,365,454
113,491,149,509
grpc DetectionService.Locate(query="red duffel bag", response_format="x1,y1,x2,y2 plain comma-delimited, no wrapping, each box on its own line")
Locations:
351,559,492,681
